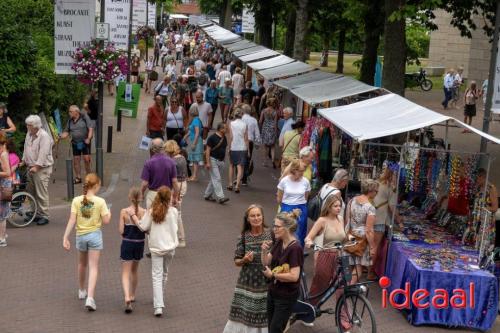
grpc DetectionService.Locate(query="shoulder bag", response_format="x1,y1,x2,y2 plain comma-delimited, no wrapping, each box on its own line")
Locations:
279,133,299,166
0,183,12,201
344,199,368,257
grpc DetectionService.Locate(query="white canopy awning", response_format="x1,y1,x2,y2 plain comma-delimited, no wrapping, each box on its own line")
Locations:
169,14,188,19
238,49,280,63
247,55,296,71
258,62,315,80
272,70,339,90
318,93,500,145
233,46,267,57
290,76,378,105
225,40,258,52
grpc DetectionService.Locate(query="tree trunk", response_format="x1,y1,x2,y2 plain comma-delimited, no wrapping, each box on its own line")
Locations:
359,0,384,85
293,0,309,61
222,0,233,30
283,10,296,57
382,0,406,96
255,2,273,48
320,37,329,67
336,29,346,73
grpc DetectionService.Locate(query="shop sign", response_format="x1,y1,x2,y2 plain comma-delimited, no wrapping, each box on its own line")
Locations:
105,0,130,50
242,6,255,34
54,0,96,74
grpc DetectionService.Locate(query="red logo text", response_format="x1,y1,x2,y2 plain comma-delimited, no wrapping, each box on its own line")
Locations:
379,276,475,309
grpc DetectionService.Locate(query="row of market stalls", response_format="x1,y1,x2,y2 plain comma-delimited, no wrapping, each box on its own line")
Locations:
198,21,500,331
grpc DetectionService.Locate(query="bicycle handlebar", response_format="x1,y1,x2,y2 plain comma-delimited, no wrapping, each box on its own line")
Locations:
313,240,358,252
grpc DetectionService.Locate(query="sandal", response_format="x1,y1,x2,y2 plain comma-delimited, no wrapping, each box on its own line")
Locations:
227,185,233,191
234,187,240,194
125,301,133,314
187,177,197,182
73,178,82,185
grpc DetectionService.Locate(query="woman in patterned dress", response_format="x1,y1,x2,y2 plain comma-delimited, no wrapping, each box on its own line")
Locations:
0,132,11,247
223,204,272,333
259,99,278,168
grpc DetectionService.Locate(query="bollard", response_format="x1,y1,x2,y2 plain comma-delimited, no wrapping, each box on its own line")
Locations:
107,125,113,153
66,158,74,200
117,109,122,132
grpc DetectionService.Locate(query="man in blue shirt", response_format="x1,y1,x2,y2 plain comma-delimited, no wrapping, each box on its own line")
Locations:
442,69,455,109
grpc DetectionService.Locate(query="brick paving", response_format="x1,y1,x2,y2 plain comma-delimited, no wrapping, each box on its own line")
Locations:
1,82,499,332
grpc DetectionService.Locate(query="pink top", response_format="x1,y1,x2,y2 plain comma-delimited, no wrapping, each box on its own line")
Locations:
9,152,20,181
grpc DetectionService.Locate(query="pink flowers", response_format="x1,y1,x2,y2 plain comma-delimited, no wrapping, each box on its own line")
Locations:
71,40,129,84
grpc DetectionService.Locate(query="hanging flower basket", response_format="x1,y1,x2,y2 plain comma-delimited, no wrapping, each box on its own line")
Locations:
71,40,129,84
136,25,156,40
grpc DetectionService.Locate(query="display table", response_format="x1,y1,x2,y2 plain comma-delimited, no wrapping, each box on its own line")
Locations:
386,227,498,331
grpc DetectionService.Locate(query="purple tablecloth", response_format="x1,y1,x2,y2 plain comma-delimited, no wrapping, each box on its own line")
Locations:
386,240,498,331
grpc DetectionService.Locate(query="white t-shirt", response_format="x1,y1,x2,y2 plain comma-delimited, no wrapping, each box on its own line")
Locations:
242,114,260,143
278,175,311,205
232,73,244,92
218,70,231,87
192,102,212,127
166,107,184,129
230,119,247,151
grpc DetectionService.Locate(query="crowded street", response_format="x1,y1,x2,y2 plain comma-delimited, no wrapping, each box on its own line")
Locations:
3,1,500,333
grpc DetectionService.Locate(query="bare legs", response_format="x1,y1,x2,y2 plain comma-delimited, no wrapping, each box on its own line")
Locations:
79,250,101,298
122,261,140,303
73,155,91,180
228,164,243,190
0,220,6,241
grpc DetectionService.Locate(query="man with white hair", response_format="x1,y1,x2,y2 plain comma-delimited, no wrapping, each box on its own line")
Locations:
22,115,54,225
278,107,295,147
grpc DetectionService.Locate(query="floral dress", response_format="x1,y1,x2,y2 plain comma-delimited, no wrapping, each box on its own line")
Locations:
347,199,376,266
223,229,272,333
260,108,277,146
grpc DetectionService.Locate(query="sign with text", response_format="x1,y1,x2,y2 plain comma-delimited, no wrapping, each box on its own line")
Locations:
242,7,255,34
114,82,141,118
105,0,130,50
54,0,96,74
95,23,109,40
132,0,156,33
148,2,156,29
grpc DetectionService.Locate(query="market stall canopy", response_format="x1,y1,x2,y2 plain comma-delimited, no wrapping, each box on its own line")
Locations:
198,21,213,27
272,70,339,90
290,76,377,105
169,14,188,19
258,62,315,80
318,93,500,144
247,55,296,71
225,40,258,52
238,49,280,63
233,45,267,57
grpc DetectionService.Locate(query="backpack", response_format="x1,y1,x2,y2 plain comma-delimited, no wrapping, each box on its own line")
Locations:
307,186,337,221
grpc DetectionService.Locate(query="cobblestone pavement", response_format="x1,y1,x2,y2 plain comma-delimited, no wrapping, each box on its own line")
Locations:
1,81,499,332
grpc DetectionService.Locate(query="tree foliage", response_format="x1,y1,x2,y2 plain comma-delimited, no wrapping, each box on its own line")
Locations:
0,0,87,124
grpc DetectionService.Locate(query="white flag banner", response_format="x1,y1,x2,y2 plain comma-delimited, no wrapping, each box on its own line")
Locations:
105,0,130,50
148,2,156,29
54,0,96,74
242,6,255,34
132,0,147,33
492,41,500,114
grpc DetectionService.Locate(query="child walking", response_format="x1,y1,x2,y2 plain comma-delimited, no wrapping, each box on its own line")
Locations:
63,173,111,311
133,186,178,317
119,187,146,313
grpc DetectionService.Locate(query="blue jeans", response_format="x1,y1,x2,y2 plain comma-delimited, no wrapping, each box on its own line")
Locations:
280,203,308,248
442,87,452,108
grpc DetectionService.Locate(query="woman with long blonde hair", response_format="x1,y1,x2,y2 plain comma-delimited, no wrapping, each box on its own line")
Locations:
133,186,178,317
63,173,111,311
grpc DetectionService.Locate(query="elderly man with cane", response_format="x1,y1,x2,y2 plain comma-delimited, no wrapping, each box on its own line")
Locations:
22,115,54,226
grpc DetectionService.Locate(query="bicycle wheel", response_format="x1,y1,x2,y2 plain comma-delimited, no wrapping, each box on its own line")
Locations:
336,293,376,333
7,191,38,228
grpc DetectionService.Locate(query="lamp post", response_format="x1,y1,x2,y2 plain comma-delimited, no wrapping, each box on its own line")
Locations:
96,0,105,181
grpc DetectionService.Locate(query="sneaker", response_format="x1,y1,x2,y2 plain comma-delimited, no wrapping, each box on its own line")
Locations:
0,239,6,247
78,289,87,300
85,297,96,311
241,181,248,186
217,197,230,204
299,320,314,327
154,307,163,317
204,196,216,202
178,240,186,248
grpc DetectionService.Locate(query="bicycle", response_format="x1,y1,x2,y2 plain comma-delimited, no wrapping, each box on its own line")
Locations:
288,241,377,333
7,168,38,228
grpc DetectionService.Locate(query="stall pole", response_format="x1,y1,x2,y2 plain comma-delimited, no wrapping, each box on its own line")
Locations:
478,155,492,261
127,0,134,83
444,120,449,148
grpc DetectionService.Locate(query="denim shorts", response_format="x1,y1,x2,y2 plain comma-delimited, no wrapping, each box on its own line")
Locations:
76,230,103,251
373,224,386,233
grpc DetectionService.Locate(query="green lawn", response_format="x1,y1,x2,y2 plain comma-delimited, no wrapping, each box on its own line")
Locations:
306,52,443,90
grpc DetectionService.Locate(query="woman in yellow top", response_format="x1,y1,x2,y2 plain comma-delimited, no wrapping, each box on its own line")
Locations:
280,121,305,174
63,173,111,312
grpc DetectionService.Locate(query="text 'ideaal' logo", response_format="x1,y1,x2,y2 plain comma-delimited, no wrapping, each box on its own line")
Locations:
379,276,475,309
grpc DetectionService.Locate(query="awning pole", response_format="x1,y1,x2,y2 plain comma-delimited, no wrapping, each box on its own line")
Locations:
444,120,449,148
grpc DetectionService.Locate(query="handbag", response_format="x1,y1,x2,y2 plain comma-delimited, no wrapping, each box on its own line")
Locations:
344,199,368,257
149,70,159,81
0,184,12,201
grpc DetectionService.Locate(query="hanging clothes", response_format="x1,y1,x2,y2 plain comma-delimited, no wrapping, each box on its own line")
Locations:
318,127,333,183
